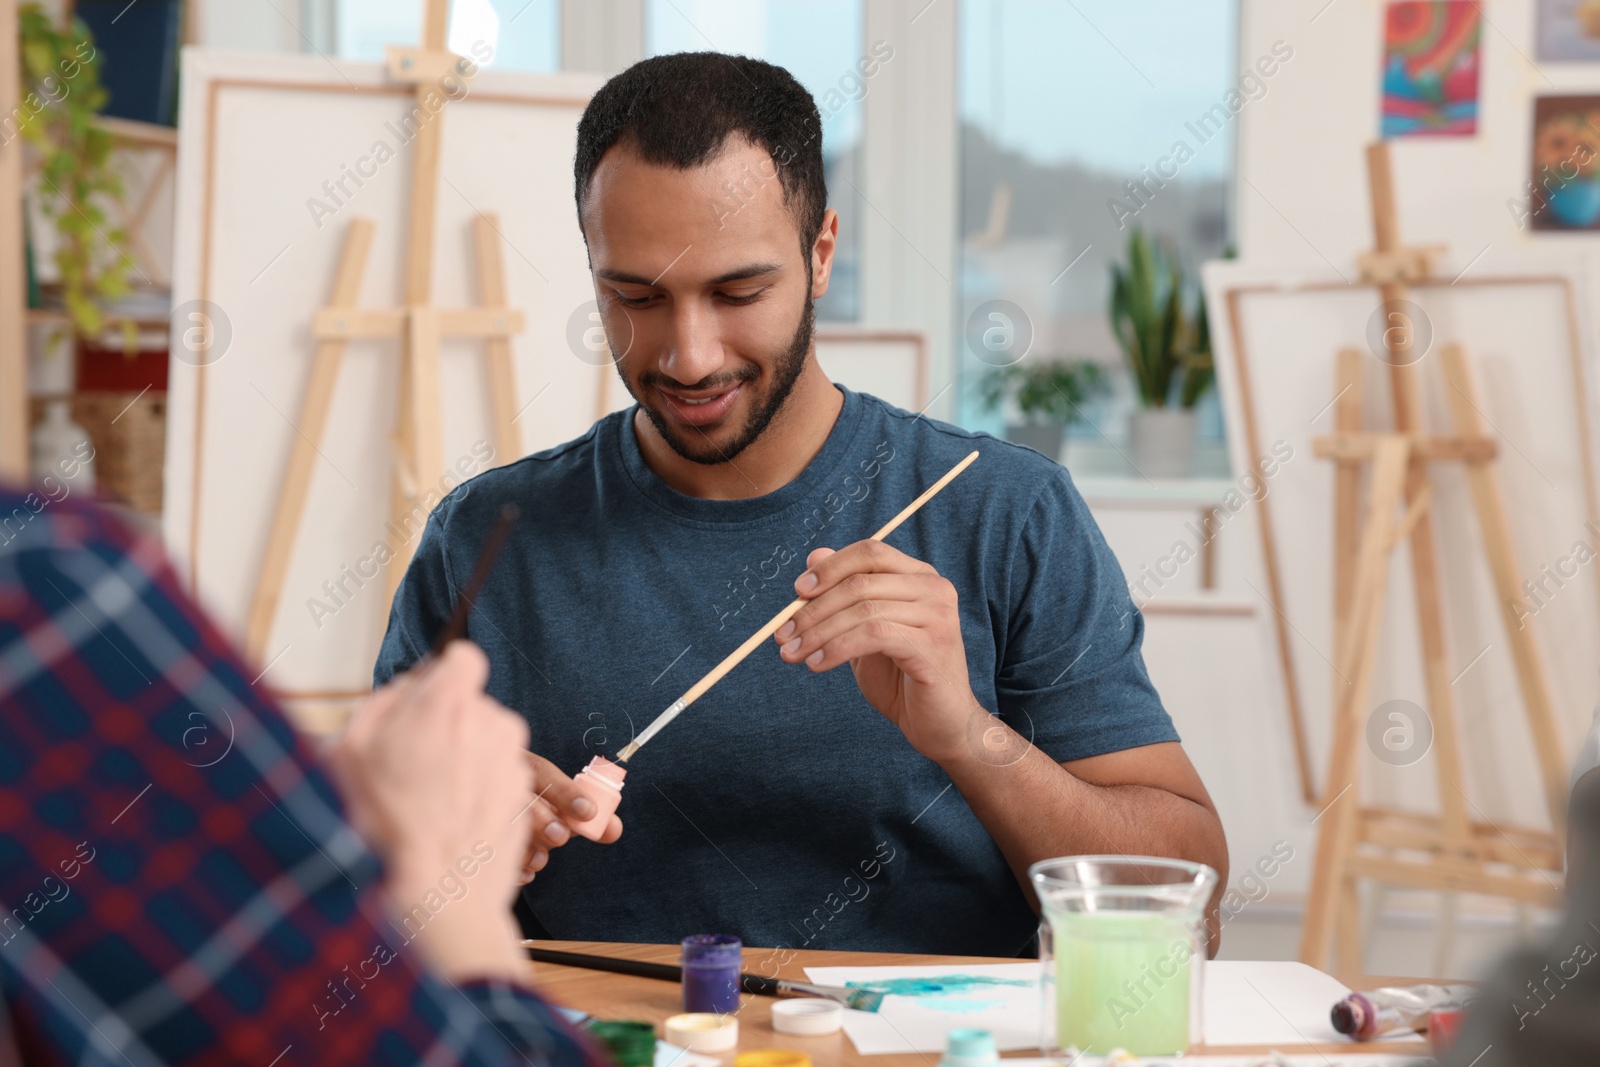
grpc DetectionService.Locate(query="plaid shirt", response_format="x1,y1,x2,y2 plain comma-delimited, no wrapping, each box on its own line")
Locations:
0,487,610,1067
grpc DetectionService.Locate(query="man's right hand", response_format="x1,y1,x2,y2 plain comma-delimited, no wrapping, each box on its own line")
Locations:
518,752,624,884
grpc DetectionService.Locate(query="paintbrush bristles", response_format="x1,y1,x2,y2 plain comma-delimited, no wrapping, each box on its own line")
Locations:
617,450,979,764
616,698,686,762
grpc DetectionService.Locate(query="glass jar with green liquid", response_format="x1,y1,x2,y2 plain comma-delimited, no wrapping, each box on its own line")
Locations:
1029,856,1218,1057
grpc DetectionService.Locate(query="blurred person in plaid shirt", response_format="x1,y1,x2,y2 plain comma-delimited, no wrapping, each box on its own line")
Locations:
0,484,612,1066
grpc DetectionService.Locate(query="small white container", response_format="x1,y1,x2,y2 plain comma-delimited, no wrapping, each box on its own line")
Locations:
772,998,843,1036
664,1012,739,1053
31,400,95,491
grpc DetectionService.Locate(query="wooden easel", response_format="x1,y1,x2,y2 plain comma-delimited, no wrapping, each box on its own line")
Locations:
242,0,526,663
1298,144,1570,970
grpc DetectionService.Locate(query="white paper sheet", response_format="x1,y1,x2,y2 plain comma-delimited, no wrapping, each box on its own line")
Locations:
1204,961,1424,1048
802,960,1429,1056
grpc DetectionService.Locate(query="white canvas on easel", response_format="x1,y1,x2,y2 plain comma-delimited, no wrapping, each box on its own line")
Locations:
163,49,621,700
1203,251,1600,834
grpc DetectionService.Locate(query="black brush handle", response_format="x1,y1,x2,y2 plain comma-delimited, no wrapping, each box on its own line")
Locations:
522,946,782,996
740,973,781,996
525,947,683,982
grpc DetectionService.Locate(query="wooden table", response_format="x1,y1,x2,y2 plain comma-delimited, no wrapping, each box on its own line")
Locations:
527,941,1430,1063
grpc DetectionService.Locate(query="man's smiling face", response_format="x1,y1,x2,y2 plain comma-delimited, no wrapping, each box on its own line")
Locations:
581,135,827,466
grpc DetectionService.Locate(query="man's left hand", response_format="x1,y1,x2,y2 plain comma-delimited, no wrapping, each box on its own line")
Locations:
775,541,983,765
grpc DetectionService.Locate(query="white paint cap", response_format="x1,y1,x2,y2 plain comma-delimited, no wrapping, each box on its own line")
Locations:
771,998,844,1035
665,1012,739,1053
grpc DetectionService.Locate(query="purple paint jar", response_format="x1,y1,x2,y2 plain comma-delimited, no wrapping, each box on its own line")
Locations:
681,934,742,1013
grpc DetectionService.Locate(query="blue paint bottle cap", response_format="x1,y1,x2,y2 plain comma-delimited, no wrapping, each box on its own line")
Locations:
940,1028,999,1067
681,933,742,964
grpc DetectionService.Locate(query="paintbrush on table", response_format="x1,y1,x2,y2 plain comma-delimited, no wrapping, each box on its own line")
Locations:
519,943,887,1012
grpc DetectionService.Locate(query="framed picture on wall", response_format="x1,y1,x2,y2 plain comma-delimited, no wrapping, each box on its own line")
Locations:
1529,96,1600,231
1380,0,1481,138
1536,0,1600,62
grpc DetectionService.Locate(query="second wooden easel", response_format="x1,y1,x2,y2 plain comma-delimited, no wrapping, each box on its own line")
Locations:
1299,143,1570,970
242,0,526,664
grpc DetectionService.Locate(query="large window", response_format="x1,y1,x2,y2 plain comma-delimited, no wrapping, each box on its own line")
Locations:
957,0,1236,474
646,0,864,322
331,0,559,71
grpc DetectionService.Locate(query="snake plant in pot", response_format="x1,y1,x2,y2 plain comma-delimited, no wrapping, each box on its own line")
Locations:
1109,228,1214,478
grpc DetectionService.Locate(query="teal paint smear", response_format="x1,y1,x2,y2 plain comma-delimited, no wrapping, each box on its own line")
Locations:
845,974,1033,1008
911,996,1007,1015
845,975,1032,995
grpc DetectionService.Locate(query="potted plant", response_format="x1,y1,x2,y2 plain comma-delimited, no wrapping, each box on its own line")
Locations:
977,358,1109,462
1109,228,1213,478
17,4,131,339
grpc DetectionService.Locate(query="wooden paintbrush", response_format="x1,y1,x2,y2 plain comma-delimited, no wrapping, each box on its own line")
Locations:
428,502,519,657
616,449,979,762
519,943,888,1012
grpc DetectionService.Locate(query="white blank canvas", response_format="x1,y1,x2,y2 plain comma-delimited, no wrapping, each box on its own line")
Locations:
163,50,612,696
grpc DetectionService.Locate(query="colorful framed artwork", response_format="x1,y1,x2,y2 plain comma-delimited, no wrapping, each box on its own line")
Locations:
1536,0,1600,62
1380,1,1481,138
1529,96,1600,231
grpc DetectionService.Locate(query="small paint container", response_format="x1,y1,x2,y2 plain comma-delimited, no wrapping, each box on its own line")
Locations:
568,756,626,841
939,1028,999,1067
735,1052,811,1067
665,1012,739,1053
681,933,742,1013
584,1019,655,1067
1429,1007,1467,1057
771,998,843,1036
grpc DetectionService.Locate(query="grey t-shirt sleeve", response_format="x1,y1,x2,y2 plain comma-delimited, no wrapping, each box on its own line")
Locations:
993,467,1178,763
373,497,458,687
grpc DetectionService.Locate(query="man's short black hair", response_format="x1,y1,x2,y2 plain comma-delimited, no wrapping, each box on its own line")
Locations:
573,52,827,261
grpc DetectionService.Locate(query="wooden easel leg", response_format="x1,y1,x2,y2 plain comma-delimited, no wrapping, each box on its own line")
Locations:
383,307,446,605
408,307,446,493
1367,140,1477,854
382,0,450,616
472,213,520,465
385,335,417,613
1400,485,1475,849
244,219,376,664
1332,349,1365,658
1330,348,1365,806
1439,344,1569,835
1301,437,1411,967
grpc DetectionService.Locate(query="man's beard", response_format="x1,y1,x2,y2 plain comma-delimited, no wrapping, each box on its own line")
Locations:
621,295,815,466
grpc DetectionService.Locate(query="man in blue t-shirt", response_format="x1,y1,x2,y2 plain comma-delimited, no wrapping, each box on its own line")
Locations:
376,52,1228,957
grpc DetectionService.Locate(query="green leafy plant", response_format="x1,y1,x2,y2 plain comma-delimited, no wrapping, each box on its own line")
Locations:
16,5,130,338
978,359,1109,425
1109,228,1213,410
